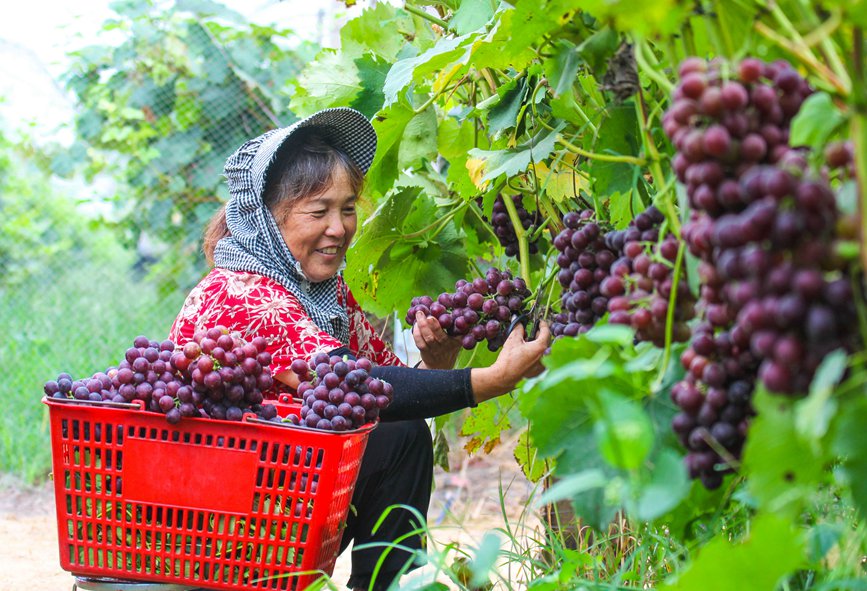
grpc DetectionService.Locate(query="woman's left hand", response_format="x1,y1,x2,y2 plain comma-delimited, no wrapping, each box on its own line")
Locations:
413,311,462,370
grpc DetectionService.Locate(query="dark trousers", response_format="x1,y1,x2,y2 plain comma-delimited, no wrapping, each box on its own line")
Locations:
339,419,434,590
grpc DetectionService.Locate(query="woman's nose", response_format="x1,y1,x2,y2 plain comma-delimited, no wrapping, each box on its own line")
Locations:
324,213,346,237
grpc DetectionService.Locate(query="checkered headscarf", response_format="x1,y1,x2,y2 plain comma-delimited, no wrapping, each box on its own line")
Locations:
212,108,377,343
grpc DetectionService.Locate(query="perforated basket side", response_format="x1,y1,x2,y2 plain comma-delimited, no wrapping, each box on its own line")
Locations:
44,397,372,591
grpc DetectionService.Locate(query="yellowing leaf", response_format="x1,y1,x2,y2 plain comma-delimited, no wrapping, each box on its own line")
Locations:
535,161,588,202
466,157,490,189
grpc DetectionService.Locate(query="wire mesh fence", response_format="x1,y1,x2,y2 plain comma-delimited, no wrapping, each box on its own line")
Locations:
0,1,363,479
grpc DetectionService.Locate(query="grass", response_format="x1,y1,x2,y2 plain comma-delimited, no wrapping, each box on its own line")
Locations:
0,249,187,483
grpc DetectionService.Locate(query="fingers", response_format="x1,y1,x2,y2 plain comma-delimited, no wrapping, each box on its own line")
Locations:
414,311,451,347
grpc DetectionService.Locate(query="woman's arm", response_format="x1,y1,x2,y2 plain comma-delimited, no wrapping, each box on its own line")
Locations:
273,321,551,421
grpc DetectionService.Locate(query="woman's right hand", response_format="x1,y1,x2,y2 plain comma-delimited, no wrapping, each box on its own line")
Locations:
470,320,551,404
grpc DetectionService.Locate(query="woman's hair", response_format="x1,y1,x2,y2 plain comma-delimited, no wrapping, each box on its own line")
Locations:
202,129,365,266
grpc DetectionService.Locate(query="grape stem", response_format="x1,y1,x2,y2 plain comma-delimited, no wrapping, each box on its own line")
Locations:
403,2,450,31
556,135,647,166
851,27,867,276
753,21,849,96
635,85,681,238
501,189,533,289
652,239,686,391
634,40,674,94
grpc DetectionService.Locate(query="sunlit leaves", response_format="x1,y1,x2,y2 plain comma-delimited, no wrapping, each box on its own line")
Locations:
662,514,805,591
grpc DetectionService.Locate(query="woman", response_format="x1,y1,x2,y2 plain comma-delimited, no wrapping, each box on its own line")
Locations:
170,107,550,590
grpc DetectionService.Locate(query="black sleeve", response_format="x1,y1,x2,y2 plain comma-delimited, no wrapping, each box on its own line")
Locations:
328,347,476,422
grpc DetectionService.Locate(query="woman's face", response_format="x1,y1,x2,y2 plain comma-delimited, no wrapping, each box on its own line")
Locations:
276,167,358,283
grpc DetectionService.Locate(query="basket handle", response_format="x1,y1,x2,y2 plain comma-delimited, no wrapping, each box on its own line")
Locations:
42,395,146,411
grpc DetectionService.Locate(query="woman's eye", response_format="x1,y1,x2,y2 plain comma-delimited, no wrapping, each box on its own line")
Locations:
343,207,357,215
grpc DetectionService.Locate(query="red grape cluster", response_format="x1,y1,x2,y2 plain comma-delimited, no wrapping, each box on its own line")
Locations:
285,353,393,431
44,328,278,425
170,327,276,423
550,210,621,337
665,56,858,489
406,267,531,351
607,208,696,346
664,56,813,216
483,194,540,257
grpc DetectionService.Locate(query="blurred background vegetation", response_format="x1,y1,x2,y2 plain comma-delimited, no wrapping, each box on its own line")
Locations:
0,0,358,482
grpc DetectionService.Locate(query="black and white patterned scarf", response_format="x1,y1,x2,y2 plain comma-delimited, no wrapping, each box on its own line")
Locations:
212,108,377,344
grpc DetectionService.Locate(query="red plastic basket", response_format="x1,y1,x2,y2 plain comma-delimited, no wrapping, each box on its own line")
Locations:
44,396,373,590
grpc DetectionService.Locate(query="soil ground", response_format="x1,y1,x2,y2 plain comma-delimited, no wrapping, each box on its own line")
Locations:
0,434,542,591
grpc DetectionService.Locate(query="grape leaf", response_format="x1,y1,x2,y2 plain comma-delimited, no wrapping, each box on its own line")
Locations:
486,76,529,134
831,396,867,521
741,388,828,517
465,6,536,71
513,428,547,482
631,448,690,521
662,513,804,591
587,102,642,198
462,399,507,454
350,53,390,119
468,123,564,182
451,0,497,34
366,101,417,197
398,107,438,169
383,34,470,106
289,50,361,116
789,92,846,149
339,2,415,61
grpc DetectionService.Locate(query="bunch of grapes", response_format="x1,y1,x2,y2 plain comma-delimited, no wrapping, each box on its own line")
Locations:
664,56,813,220
606,208,696,346
44,328,278,425
482,194,540,258
550,210,621,337
169,327,276,423
285,353,393,431
664,56,859,489
405,267,532,351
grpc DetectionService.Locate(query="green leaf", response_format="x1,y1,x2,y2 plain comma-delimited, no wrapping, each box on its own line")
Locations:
290,50,361,116
383,34,469,106
468,123,564,182
486,77,529,134
662,513,804,591
544,40,583,99
398,107,438,169
469,532,501,586
742,388,828,516
537,469,608,506
789,92,846,149
632,448,690,520
462,397,511,454
366,101,417,197
350,53,390,119
831,396,867,521
594,392,654,470
795,349,846,443
340,2,416,61
465,6,536,71
451,0,496,34
588,102,642,197
344,188,468,317
608,189,644,229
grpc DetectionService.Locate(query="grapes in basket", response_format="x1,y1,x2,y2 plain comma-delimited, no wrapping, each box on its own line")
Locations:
284,353,393,431
43,326,279,424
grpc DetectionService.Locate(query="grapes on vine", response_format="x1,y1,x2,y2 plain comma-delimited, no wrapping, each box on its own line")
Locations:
284,353,393,431
406,267,532,351
479,194,541,258
664,56,859,489
44,327,278,425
